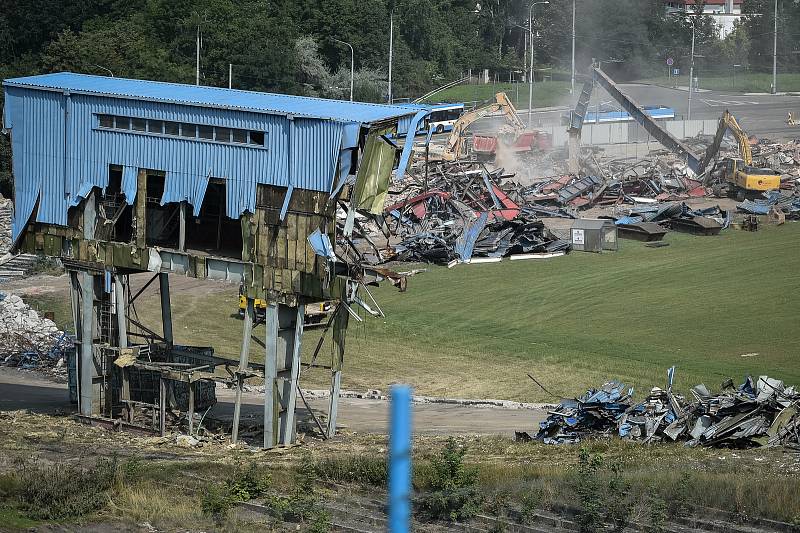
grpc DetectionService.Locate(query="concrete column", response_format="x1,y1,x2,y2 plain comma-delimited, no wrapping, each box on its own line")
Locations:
327,370,342,438
114,275,127,348
263,303,279,448
280,304,304,444
178,201,187,252
79,272,94,416
158,273,173,345
232,297,254,444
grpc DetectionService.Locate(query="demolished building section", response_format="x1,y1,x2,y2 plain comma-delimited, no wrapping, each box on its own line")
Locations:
533,369,800,449
2,72,428,447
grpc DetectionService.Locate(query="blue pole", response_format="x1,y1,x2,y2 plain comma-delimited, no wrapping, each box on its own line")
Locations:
388,385,412,533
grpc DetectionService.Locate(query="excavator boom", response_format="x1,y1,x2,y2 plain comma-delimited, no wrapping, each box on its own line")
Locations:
443,92,525,160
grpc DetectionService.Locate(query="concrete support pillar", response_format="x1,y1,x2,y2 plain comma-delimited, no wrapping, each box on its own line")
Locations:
158,273,173,345
232,297,254,444
178,201,187,252
280,304,304,444
114,275,127,349
327,306,349,438
263,302,304,448
263,303,279,448
79,272,96,416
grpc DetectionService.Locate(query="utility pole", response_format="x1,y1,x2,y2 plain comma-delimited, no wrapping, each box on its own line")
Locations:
772,0,778,93
388,10,394,103
333,38,355,101
196,25,201,86
688,18,695,121
528,1,549,127
228,63,232,89
571,0,576,95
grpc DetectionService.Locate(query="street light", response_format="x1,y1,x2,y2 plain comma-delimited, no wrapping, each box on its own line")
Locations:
528,0,549,127
772,0,778,93
570,0,576,95
332,38,354,102
670,12,698,121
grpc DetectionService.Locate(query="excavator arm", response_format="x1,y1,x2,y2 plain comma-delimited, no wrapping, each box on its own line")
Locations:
443,92,525,160
700,110,752,173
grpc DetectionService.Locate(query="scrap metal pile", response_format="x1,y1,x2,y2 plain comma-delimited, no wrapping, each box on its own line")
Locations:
368,160,571,264
0,292,73,371
534,370,800,449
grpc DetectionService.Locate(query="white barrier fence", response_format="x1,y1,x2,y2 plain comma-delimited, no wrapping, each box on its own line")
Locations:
544,119,718,147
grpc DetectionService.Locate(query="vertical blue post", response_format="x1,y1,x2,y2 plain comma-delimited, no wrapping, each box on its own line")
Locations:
388,385,412,533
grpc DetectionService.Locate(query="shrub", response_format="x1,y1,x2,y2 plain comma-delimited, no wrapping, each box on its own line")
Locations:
416,438,481,522
15,457,119,520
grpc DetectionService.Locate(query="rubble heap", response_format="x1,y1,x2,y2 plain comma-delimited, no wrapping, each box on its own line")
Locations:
0,293,73,369
534,370,800,449
0,195,11,256
360,160,570,264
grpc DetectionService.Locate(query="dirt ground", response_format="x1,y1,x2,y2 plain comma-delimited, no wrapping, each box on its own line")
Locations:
0,366,545,437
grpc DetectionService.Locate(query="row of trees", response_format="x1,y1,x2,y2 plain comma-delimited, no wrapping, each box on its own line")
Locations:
2,1,800,101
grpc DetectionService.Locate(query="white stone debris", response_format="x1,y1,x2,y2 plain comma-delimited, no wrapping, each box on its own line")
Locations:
0,195,11,256
0,292,73,368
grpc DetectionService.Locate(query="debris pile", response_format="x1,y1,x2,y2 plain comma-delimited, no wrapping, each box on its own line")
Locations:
533,370,800,449
0,195,11,256
0,293,73,369
613,202,731,235
365,161,570,264
736,189,800,220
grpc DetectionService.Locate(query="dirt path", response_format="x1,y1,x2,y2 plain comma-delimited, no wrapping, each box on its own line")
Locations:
0,367,544,436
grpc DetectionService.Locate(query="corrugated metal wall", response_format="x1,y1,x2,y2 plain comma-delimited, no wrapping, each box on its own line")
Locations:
5,87,351,237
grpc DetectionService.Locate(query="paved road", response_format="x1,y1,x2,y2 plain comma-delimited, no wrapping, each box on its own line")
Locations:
0,367,545,437
468,83,800,141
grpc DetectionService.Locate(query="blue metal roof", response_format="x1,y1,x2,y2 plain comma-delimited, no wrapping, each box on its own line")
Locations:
3,72,418,123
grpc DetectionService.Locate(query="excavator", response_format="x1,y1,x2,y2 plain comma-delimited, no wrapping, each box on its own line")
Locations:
704,110,781,201
440,92,550,161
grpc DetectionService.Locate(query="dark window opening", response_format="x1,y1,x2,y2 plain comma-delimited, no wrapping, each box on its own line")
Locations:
185,179,242,259
164,121,179,136
148,120,164,134
96,166,133,243
198,124,214,139
249,131,265,146
131,118,146,132
180,123,196,138
215,127,231,142
231,129,247,143
114,116,130,130
144,173,179,249
99,115,114,128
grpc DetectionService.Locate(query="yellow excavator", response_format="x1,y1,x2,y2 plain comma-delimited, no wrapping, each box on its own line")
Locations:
705,110,781,201
237,284,333,324
441,92,528,161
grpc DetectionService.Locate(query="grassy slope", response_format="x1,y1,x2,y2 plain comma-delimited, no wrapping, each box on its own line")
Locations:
423,81,572,109
341,224,800,401
21,224,800,403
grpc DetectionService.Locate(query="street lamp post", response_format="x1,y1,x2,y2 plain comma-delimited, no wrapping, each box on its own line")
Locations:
688,17,696,121
571,0,576,95
528,1,549,127
332,38,355,102
772,0,778,93
388,10,394,103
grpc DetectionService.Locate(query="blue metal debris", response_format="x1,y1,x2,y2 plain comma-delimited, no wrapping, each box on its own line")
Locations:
528,370,800,449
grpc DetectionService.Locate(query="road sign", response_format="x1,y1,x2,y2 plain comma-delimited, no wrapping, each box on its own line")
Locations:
673,68,680,76
666,57,674,66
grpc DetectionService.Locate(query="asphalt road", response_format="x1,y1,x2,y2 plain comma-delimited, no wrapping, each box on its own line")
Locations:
469,83,800,141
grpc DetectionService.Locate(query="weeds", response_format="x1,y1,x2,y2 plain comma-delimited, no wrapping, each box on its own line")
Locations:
416,437,481,522
571,448,633,533
264,453,330,531
13,456,119,520
201,462,271,522
313,454,388,486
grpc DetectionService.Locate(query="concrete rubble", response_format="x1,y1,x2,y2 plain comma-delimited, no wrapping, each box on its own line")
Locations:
0,292,74,370
530,368,800,449
0,195,11,257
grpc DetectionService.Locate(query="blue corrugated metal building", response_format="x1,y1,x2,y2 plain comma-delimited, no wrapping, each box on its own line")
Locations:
2,72,424,242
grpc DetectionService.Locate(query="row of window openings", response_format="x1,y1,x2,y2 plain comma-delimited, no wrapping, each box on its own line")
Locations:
97,115,265,147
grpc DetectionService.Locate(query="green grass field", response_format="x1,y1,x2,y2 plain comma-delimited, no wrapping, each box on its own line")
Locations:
636,72,800,93
20,223,800,403
423,81,572,109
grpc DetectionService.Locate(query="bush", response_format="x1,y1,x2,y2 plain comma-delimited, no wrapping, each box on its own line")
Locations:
15,457,119,520
264,453,329,530
314,454,388,486
416,438,481,522
571,448,633,533
201,462,271,521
